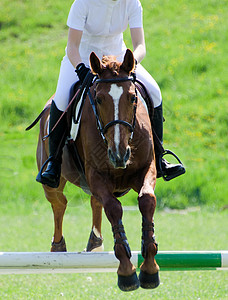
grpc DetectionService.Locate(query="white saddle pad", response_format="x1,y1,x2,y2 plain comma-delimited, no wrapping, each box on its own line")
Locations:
70,96,83,141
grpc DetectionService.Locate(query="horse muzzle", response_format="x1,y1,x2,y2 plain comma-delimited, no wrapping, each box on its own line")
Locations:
108,146,131,169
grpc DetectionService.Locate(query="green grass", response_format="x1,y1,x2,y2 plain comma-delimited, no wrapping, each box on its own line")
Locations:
1,202,228,252
0,271,227,300
0,271,227,299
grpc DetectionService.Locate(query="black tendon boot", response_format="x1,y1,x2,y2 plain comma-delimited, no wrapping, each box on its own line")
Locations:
36,101,68,188
153,103,185,181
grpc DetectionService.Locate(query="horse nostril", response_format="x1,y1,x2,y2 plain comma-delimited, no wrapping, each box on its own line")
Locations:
124,147,131,162
108,148,115,162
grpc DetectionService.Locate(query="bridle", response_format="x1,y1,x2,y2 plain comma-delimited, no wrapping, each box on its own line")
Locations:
88,75,138,144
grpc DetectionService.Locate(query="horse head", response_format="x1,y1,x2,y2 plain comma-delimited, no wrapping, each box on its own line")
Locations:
90,49,137,169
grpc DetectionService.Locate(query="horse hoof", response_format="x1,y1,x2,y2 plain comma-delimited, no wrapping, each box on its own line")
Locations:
139,270,160,289
85,230,104,252
118,272,139,292
51,236,67,252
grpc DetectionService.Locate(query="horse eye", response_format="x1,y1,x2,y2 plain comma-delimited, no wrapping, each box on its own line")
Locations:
96,97,102,105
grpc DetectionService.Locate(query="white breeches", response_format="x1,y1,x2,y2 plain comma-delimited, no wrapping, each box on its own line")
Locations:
54,55,162,111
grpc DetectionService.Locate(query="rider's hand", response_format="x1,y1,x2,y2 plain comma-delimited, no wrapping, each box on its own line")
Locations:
75,63,91,83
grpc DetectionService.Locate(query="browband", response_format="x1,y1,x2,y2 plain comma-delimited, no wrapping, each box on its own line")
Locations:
96,76,135,84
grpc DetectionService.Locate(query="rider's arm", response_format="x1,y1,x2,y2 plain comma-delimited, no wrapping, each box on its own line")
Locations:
130,27,146,64
66,28,83,68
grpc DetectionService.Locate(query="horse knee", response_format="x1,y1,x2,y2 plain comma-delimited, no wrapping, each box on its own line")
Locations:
91,196,102,209
103,197,123,224
138,193,156,219
57,193,67,207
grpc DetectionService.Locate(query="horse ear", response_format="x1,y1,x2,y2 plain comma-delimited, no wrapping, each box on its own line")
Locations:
121,49,135,74
90,52,104,75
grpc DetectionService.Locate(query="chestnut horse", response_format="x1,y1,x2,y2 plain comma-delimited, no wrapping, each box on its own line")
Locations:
36,49,159,291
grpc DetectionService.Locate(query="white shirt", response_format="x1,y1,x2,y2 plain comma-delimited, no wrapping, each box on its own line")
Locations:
67,0,143,64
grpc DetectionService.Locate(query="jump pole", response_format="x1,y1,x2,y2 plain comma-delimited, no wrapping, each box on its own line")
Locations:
0,251,227,274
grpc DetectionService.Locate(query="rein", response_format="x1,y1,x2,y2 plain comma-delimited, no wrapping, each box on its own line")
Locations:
88,75,137,144
42,72,95,141
26,74,137,146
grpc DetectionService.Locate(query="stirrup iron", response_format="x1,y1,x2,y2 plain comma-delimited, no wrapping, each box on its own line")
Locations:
159,150,186,181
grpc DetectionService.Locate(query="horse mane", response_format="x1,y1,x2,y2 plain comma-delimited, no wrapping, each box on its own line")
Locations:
101,55,121,76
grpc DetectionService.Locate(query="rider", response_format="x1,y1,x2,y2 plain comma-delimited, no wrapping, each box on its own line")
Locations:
36,0,185,188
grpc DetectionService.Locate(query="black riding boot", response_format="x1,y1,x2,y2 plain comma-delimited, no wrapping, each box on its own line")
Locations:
36,101,67,188
153,103,185,180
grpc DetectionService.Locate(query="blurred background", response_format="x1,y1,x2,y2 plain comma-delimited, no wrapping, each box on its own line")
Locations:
1,0,227,210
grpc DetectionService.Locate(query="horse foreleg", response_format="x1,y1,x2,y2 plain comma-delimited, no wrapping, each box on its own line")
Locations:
43,178,67,252
101,193,139,291
137,170,160,289
86,196,104,252
87,167,139,291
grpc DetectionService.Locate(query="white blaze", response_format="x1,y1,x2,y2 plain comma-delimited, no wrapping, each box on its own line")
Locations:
109,84,123,152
